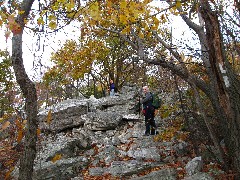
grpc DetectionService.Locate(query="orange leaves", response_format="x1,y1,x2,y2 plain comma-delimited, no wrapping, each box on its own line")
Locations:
37,128,41,137
16,130,23,144
82,169,121,180
46,110,52,125
6,15,22,35
3,15,21,41
15,119,24,143
0,117,25,144
0,117,23,180
4,166,15,180
1,121,10,130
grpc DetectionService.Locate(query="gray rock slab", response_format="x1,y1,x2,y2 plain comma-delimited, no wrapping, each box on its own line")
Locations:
83,111,123,131
130,168,177,180
38,99,88,132
106,160,164,177
127,147,161,161
183,172,214,180
35,133,91,163
33,156,89,180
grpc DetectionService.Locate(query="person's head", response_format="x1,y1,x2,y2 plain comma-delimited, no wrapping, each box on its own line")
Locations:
142,86,149,93
110,79,113,84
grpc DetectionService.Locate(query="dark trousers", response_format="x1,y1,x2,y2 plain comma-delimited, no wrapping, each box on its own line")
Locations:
144,106,156,135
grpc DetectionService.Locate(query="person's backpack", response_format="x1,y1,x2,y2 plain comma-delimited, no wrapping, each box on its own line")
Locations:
114,87,118,93
151,93,161,109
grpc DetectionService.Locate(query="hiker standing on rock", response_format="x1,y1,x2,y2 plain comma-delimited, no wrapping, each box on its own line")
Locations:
141,86,156,136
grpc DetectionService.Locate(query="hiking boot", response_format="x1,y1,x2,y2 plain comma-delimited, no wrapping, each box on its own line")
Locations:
150,130,155,135
143,133,150,136
150,127,156,135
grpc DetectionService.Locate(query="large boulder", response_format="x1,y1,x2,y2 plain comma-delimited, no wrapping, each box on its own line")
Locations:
83,111,123,131
38,99,88,132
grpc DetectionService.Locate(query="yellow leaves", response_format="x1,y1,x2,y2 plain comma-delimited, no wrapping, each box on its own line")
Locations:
48,14,56,21
80,0,166,39
176,1,182,8
89,1,100,21
67,12,76,19
40,10,48,17
49,21,57,30
18,10,25,15
138,31,144,39
45,38,110,83
48,14,58,30
52,4,59,11
160,14,167,23
65,0,75,12
51,154,62,163
120,0,127,10
110,11,118,25
37,17,44,26
169,1,182,16
119,14,128,25
24,18,28,25
119,1,143,25
150,16,160,31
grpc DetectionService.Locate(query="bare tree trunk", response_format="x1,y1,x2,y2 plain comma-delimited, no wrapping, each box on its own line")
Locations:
199,0,240,176
11,0,37,179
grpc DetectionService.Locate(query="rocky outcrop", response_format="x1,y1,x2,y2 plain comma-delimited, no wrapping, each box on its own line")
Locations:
12,86,215,179
38,86,139,133
38,99,88,132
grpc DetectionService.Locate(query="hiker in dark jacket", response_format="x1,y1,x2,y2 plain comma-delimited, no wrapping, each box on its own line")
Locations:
141,86,156,136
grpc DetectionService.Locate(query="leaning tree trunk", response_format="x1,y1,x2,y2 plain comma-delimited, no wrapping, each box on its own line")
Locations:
11,0,37,179
199,0,240,177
